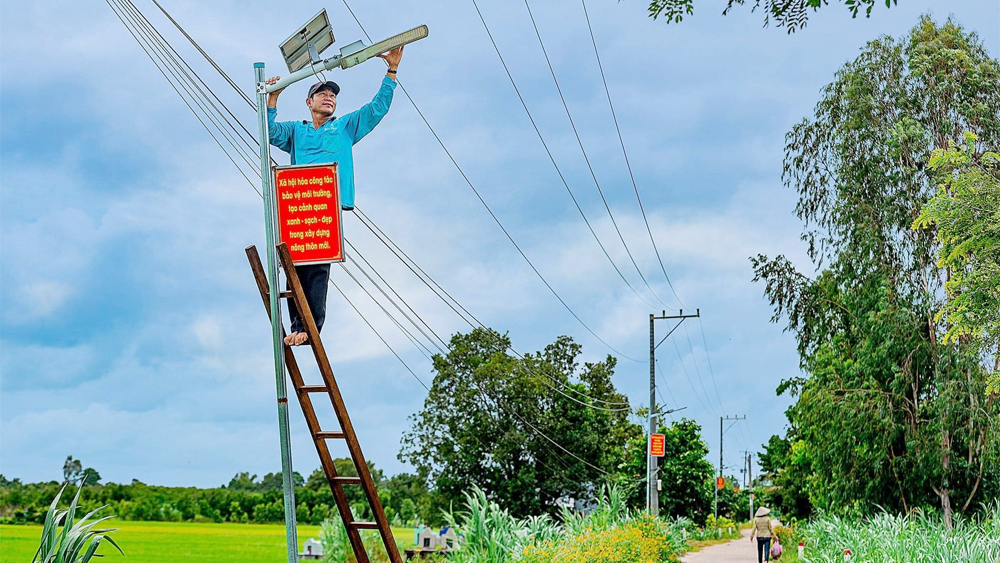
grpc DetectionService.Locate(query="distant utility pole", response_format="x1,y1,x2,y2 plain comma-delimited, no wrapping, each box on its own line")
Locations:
747,452,754,522
716,415,746,519
648,309,699,517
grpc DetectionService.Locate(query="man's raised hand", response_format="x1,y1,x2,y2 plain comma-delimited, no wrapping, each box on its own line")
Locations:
265,76,285,108
376,45,404,72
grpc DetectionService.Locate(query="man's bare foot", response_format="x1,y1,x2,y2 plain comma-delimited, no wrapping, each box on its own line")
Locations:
284,332,300,346
292,332,309,346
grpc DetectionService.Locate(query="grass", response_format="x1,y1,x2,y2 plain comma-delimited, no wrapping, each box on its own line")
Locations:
799,505,1000,563
0,520,413,563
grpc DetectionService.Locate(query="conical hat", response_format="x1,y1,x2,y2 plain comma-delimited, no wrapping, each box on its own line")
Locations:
755,507,770,517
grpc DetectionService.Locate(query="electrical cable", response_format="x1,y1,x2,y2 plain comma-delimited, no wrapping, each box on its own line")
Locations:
339,258,438,360
352,208,631,410
696,318,726,412
580,0,684,307
106,0,261,193
345,248,448,355
150,0,257,109
111,0,628,482
522,0,673,309
468,0,659,312
340,0,644,363
118,0,261,169
671,337,715,415
328,274,431,390
682,322,723,414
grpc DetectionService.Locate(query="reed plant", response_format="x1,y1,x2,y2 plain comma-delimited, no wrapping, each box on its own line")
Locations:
32,479,122,563
801,503,1000,563
444,484,685,563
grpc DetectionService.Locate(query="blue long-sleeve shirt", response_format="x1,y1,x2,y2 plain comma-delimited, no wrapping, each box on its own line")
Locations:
267,75,397,209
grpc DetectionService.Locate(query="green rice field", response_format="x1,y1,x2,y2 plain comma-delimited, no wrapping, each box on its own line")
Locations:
0,520,414,563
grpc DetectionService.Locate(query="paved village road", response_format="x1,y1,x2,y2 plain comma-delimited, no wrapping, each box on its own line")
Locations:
681,529,768,563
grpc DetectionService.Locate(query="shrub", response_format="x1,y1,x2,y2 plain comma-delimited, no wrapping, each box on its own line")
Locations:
520,516,684,563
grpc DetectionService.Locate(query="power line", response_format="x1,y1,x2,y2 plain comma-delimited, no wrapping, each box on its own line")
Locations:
671,337,715,415
110,0,629,484
682,322,723,414
328,274,430,390
522,0,672,309
338,2,641,365
579,0,683,307
468,0,661,312
352,208,631,409
695,318,726,411
340,0,644,362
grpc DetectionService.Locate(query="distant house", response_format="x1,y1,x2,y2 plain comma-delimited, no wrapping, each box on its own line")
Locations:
405,525,463,559
299,538,323,560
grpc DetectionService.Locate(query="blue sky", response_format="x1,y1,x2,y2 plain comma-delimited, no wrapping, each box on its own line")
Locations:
1,0,997,488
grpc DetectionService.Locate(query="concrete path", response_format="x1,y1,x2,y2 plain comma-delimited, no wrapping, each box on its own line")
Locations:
681,529,765,563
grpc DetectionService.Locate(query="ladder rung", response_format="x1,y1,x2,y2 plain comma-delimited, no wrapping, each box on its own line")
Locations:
279,290,293,298
331,476,362,485
348,521,379,530
315,431,346,439
299,385,328,393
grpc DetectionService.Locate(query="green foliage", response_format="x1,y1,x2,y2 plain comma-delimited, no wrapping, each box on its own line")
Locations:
757,434,812,518
913,133,1000,394
752,15,1000,520
519,516,685,563
445,484,685,563
644,0,899,32
800,503,1000,562
401,328,641,519
444,487,559,563
32,480,122,563
619,418,715,522
2,458,429,528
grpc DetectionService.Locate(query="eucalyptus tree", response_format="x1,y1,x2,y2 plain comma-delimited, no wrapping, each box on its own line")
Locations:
645,0,900,32
752,17,1000,525
914,134,1000,395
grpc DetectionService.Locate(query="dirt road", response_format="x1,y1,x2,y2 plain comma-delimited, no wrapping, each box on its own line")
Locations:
681,529,772,563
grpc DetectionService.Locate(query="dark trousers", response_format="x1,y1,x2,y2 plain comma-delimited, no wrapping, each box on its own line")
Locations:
757,537,772,563
288,264,330,334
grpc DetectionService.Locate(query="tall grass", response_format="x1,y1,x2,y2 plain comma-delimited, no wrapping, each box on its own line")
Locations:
802,503,1000,563
444,484,686,563
32,480,122,563
443,488,560,563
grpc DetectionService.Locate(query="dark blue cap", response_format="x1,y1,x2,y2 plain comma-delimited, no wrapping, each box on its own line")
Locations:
308,81,340,98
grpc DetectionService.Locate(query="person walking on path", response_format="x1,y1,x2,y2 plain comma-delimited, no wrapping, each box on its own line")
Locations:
264,46,404,346
750,506,776,563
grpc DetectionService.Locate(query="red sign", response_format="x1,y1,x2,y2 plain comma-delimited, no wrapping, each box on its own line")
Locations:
274,164,344,265
649,434,665,457
717,477,725,489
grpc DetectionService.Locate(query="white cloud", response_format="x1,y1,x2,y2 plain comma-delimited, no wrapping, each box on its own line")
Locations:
1,0,996,485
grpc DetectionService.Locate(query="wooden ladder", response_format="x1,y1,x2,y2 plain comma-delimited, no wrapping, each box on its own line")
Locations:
246,243,402,563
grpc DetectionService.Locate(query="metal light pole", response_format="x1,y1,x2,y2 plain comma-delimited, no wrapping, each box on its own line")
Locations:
252,26,428,562
254,62,298,563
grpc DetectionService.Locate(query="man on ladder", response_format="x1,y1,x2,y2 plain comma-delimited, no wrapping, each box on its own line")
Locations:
264,46,405,346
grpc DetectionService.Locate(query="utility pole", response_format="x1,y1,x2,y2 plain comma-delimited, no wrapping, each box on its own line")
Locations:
748,452,754,522
648,309,699,516
716,415,745,519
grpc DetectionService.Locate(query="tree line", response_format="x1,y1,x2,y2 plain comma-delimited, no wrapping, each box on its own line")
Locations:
2,331,747,527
